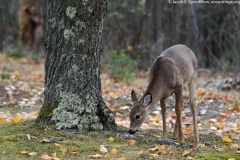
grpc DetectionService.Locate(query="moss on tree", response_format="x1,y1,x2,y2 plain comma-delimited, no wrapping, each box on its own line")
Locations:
36,102,59,123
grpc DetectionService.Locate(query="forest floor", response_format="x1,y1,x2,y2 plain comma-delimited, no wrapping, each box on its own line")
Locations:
0,53,239,159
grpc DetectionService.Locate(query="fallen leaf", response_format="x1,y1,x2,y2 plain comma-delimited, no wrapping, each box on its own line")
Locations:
141,125,148,130
209,119,217,123
216,148,224,152
51,152,60,160
189,141,196,146
88,154,103,158
222,136,232,143
20,151,28,155
108,137,114,143
182,150,190,157
127,139,136,145
220,111,228,116
237,124,240,131
153,115,160,123
41,153,54,160
148,145,165,155
190,133,195,138
28,152,37,156
0,119,6,123
109,147,117,155
100,145,108,153
184,128,192,134
27,134,31,141
54,143,62,148
216,116,225,122
217,123,223,129
197,143,205,147
69,152,77,155
210,126,217,131
30,135,38,139
40,138,50,143
230,144,239,149
11,115,21,123
186,156,194,160
59,147,67,153
13,71,20,78
150,153,159,157
118,157,126,160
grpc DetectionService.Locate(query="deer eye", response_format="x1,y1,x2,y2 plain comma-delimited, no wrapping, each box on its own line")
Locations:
135,115,140,120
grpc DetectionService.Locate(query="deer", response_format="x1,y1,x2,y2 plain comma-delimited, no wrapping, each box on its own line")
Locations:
128,44,199,143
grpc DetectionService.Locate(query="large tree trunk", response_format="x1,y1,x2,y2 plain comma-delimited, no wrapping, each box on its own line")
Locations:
37,0,117,131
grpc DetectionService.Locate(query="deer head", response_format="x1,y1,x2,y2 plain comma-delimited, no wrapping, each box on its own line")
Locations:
128,90,152,134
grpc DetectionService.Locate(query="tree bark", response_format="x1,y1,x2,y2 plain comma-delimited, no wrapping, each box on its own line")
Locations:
37,0,117,131
0,6,3,52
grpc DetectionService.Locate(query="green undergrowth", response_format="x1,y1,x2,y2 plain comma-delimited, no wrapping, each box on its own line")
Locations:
0,121,239,160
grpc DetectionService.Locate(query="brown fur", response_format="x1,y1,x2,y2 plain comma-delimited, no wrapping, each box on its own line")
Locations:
129,44,199,143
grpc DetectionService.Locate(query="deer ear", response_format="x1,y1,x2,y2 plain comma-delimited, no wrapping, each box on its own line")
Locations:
143,93,152,107
131,90,138,102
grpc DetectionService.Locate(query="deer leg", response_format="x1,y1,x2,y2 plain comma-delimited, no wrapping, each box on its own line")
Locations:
175,88,184,143
173,118,178,138
189,78,199,142
160,99,167,139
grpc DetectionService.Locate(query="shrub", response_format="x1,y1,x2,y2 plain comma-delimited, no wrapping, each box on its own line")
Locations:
104,49,137,82
6,50,26,58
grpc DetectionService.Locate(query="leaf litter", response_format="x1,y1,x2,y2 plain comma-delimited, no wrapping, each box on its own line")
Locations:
0,53,240,159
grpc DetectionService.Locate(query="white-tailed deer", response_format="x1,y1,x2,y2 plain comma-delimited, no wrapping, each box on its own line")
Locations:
129,44,199,143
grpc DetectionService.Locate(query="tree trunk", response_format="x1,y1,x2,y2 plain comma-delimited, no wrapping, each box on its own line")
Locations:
37,0,117,131
0,6,3,52
19,0,44,53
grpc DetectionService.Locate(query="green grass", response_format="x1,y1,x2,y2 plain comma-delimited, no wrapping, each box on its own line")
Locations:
0,121,239,159
194,151,239,160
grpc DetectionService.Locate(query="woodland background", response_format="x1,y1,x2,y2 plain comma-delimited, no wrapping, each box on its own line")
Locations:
1,0,240,73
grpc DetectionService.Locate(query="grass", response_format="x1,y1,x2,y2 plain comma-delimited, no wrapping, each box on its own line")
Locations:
194,150,239,160
0,121,239,159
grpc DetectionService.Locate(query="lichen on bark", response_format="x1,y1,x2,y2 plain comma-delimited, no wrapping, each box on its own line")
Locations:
63,29,74,40
51,91,103,131
66,6,77,19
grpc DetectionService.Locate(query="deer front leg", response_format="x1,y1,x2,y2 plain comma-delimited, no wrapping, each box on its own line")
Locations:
160,99,167,139
175,88,184,143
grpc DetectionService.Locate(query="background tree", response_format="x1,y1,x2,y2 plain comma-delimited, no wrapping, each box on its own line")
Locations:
19,0,44,53
0,6,3,52
37,0,117,131
102,1,240,71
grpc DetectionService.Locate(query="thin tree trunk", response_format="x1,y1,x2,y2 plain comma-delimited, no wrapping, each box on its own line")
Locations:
19,0,44,52
0,6,3,52
37,0,117,131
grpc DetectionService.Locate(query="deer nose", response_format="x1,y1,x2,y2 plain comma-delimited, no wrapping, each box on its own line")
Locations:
128,130,136,134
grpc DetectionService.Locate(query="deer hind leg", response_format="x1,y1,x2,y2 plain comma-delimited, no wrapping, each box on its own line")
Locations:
173,118,178,138
160,99,167,139
175,87,184,143
188,77,199,142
